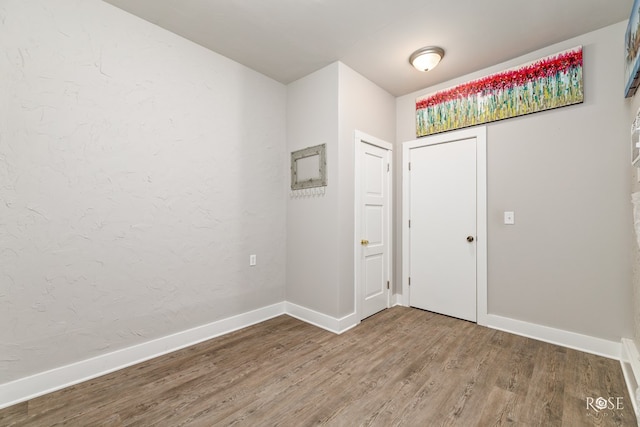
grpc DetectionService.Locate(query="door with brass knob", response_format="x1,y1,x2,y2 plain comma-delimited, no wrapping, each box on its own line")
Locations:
356,133,392,320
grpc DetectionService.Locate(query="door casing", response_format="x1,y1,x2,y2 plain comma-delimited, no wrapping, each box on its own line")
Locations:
354,130,393,321
401,126,487,326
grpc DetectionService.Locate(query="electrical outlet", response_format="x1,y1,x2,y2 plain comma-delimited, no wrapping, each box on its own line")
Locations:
504,211,515,225
249,254,257,266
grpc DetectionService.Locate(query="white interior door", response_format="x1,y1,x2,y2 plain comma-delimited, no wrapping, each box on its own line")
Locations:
409,136,477,322
356,133,391,320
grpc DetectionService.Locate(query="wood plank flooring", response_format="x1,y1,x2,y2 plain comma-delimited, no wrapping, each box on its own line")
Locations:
0,307,636,426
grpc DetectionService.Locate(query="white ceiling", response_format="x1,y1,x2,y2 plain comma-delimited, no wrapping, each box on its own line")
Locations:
103,0,633,97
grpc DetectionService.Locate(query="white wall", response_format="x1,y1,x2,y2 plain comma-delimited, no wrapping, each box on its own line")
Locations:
397,22,633,342
0,0,287,383
286,63,340,316
3,0,631,395
286,62,395,320
337,63,395,317
629,62,640,349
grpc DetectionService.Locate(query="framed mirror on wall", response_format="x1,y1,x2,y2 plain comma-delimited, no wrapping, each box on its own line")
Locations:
291,144,327,190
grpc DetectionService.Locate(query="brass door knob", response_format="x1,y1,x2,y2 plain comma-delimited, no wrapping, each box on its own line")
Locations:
467,236,475,242
361,239,370,246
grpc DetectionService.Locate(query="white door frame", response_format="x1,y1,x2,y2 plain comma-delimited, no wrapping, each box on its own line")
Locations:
354,130,393,321
401,126,487,326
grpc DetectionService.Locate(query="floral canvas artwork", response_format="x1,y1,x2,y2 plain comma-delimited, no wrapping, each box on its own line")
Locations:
625,0,640,98
416,46,584,137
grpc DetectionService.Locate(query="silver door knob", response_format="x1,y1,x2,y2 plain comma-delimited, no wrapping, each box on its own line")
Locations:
466,236,474,242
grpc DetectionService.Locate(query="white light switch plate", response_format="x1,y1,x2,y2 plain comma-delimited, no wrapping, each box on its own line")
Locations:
504,211,515,225
249,254,257,266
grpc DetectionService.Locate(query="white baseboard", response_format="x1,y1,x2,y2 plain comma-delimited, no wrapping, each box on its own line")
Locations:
486,314,621,360
2,304,628,412
621,338,640,417
0,302,286,410
391,293,402,307
394,303,620,359
0,301,360,410
284,302,359,334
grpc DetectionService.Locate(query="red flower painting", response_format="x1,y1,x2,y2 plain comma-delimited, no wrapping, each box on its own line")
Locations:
416,47,584,137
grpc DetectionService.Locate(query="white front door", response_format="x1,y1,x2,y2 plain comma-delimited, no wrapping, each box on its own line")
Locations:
356,132,391,320
408,136,477,322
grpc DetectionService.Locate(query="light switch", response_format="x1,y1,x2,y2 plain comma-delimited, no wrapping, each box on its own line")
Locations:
249,254,257,266
504,211,515,225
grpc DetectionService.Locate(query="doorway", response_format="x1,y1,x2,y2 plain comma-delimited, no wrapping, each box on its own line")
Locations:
355,131,392,320
402,127,487,325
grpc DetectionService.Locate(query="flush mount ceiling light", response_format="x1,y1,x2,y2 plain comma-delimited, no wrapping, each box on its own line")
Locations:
409,46,445,72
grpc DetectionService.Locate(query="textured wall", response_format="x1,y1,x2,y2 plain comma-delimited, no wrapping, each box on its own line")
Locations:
633,225,640,348
629,88,640,349
285,63,395,319
0,0,286,383
337,63,396,317
286,63,340,316
396,22,632,342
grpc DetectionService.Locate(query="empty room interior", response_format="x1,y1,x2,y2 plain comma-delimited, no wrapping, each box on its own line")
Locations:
3,0,640,425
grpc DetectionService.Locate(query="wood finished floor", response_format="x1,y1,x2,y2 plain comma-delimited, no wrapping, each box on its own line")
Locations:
1,307,636,426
